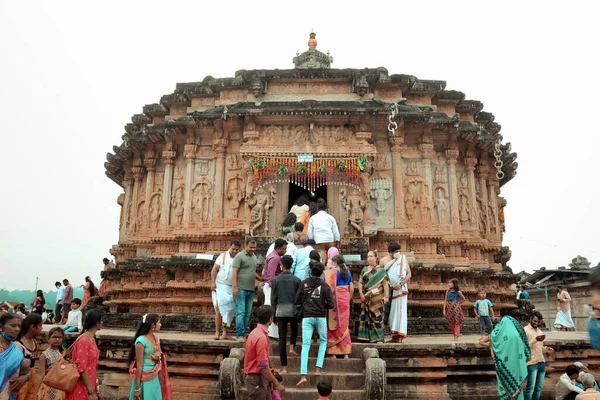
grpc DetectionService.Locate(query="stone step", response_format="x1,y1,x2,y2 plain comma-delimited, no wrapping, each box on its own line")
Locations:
269,355,364,372
241,388,364,400
268,342,362,358
274,371,365,390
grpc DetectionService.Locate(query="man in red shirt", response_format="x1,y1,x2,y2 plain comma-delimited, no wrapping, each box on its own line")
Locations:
244,305,285,399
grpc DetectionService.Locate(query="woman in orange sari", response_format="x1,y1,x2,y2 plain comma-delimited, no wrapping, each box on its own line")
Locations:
17,313,43,399
81,277,97,307
325,255,353,358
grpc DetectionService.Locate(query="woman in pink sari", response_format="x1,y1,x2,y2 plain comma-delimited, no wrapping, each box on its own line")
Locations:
325,255,353,358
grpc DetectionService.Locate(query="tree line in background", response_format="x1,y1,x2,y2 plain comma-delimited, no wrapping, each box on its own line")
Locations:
0,287,85,308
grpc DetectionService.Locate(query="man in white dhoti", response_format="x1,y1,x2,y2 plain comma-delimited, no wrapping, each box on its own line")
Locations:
383,242,411,342
554,286,576,331
210,240,241,340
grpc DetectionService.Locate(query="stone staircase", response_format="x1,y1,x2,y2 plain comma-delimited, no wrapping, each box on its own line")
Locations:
224,342,383,400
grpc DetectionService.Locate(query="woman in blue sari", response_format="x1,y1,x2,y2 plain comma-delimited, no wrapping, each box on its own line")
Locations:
1,313,31,400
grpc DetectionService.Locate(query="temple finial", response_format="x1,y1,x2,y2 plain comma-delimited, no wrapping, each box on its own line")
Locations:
308,31,317,48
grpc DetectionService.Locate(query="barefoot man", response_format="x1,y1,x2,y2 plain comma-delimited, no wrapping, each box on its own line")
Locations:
210,239,241,340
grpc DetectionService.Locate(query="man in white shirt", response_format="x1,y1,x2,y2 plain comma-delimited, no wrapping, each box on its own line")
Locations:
556,364,585,400
307,202,340,265
210,240,241,340
63,298,83,333
54,281,64,321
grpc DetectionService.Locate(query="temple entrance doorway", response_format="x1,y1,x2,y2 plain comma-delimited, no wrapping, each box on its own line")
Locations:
287,182,327,211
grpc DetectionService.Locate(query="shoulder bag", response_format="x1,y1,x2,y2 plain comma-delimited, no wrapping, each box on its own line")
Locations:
43,336,82,393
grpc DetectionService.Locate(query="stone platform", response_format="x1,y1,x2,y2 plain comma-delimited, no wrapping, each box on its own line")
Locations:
39,326,598,400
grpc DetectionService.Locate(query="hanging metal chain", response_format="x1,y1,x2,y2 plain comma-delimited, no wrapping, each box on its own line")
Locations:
493,139,505,180
388,103,399,141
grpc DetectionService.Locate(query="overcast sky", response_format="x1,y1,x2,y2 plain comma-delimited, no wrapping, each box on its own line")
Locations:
1,1,598,292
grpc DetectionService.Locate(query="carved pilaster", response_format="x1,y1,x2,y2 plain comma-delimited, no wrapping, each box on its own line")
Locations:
487,176,501,241
120,174,133,242
477,163,490,237
419,128,436,224
465,157,479,232
160,150,176,227
183,144,197,225
143,153,157,229
213,139,228,222
445,149,460,232
130,165,145,234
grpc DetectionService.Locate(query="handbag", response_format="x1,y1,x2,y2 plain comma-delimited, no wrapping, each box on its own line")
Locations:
43,337,82,393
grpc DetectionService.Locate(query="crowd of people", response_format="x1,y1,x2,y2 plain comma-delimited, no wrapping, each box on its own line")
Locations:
0,308,171,399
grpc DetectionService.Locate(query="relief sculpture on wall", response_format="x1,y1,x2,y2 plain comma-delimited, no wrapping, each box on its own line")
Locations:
149,192,162,231
457,172,472,227
247,185,276,236
340,188,366,236
434,188,448,226
171,184,185,225
226,174,245,218
192,180,212,222
369,177,392,216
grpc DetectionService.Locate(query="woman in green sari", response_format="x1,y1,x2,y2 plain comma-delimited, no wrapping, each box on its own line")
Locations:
479,312,531,400
357,251,390,343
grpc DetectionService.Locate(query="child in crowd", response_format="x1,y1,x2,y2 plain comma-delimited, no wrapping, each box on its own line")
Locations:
272,372,283,400
317,381,332,400
444,278,466,340
474,290,495,336
63,298,82,333
36,326,65,399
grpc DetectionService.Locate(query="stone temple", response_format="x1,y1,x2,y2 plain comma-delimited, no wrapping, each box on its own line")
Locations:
103,32,519,334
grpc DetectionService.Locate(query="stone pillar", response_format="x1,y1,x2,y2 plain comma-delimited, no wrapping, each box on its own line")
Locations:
119,173,133,242
143,152,157,229
213,139,228,223
390,127,407,228
183,144,197,225
465,157,479,231
477,164,490,237
160,150,176,227
129,165,145,234
445,149,461,233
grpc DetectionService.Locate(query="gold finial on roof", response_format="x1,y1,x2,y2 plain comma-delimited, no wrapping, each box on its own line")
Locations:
308,30,317,48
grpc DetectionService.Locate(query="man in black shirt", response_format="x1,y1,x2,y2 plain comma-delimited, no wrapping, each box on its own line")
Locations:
271,254,301,374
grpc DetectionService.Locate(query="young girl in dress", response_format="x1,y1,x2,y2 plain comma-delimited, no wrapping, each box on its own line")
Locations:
37,327,65,400
128,314,171,400
444,278,466,340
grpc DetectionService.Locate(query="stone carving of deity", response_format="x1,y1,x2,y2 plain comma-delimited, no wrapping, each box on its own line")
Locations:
369,177,392,216
226,176,245,218
434,166,446,183
404,179,420,221
459,194,471,226
174,166,184,180
125,203,132,232
136,202,147,233
247,186,276,236
192,182,212,222
149,194,162,230
434,188,448,225
488,200,498,234
477,196,487,233
341,188,366,236
171,185,185,225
